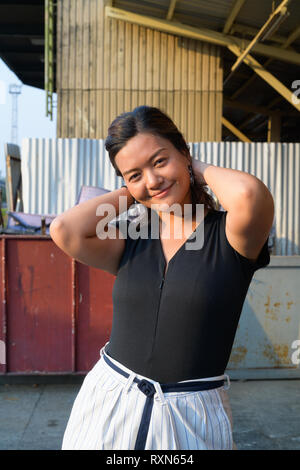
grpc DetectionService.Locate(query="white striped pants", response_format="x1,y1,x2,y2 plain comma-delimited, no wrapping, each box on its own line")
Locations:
62,342,236,450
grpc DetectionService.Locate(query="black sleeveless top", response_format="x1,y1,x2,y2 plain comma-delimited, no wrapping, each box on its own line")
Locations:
106,208,270,383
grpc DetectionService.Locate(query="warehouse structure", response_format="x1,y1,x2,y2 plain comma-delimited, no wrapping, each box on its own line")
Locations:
0,0,299,142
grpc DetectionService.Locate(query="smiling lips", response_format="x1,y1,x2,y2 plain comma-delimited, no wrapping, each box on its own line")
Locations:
152,183,174,198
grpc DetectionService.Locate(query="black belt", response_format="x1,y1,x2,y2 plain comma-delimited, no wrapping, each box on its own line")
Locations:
102,351,225,450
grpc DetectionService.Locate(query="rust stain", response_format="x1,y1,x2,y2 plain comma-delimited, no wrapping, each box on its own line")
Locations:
264,295,271,308
287,301,294,310
263,344,290,365
273,302,281,307
285,316,291,323
229,346,247,365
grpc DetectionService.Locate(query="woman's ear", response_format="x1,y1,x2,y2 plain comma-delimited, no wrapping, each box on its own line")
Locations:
182,150,192,163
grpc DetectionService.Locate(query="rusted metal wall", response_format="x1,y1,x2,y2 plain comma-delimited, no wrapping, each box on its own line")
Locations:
0,235,115,374
227,256,300,379
0,235,299,377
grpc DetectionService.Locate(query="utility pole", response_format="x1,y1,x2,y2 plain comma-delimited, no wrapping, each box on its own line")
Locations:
9,84,22,144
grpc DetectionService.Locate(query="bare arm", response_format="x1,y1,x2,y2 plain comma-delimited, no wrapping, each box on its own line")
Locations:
192,160,263,211
50,186,135,274
192,160,274,261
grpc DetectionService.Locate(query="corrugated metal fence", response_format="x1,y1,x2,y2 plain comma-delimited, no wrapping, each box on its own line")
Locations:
21,138,300,256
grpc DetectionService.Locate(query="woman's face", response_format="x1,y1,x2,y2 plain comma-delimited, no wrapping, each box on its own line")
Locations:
115,133,192,213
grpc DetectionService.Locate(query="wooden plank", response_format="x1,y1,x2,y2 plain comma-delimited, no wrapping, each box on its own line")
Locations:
201,42,209,140
145,90,153,107
209,44,216,140
160,32,167,91
96,89,103,137
216,91,223,141
97,0,105,91
194,91,201,141
167,33,174,91
56,1,62,136
90,0,97,138
131,90,138,109
139,25,146,93
103,90,110,138
124,21,132,91
188,90,194,141
68,0,77,137
69,90,75,137
146,28,153,91
82,0,90,137
110,14,118,91
124,90,131,112
75,0,83,136
174,35,181,91
180,91,187,138
152,90,160,108
159,91,167,113
132,24,139,91
173,91,181,131
117,19,125,91
187,38,195,92
117,89,124,117
82,90,90,137
153,29,160,91
103,5,111,91
181,37,188,91
195,40,202,92
61,0,70,137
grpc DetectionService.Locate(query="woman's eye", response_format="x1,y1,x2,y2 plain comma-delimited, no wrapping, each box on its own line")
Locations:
129,159,166,181
129,173,139,181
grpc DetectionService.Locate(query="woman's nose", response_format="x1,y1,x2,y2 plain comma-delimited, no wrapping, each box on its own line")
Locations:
145,170,163,189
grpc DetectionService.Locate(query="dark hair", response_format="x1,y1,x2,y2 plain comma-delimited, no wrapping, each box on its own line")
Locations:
105,106,217,216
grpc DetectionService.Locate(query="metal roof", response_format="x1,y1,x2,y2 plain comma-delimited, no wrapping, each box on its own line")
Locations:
0,0,50,90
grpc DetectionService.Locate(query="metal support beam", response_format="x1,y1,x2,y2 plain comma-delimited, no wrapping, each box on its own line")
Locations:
224,0,290,85
223,0,246,34
230,24,300,99
166,0,177,21
221,117,252,142
267,113,281,142
227,44,300,112
230,23,294,45
105,6,300,66
223,97,298,117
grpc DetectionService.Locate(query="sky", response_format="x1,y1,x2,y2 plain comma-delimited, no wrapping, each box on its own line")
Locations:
0,58,57,179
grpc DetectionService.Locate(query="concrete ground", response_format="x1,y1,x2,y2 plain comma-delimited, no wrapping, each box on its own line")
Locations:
0,378,299,450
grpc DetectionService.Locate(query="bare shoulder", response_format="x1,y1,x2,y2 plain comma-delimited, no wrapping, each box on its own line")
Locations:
224,185,274,263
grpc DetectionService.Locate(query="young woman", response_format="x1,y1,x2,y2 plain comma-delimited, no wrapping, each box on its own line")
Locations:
51,106,274,450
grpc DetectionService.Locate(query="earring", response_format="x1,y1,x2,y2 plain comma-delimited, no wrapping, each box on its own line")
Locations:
188,165,195,186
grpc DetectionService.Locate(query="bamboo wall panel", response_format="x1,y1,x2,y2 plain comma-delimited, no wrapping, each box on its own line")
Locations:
56,0,223,142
